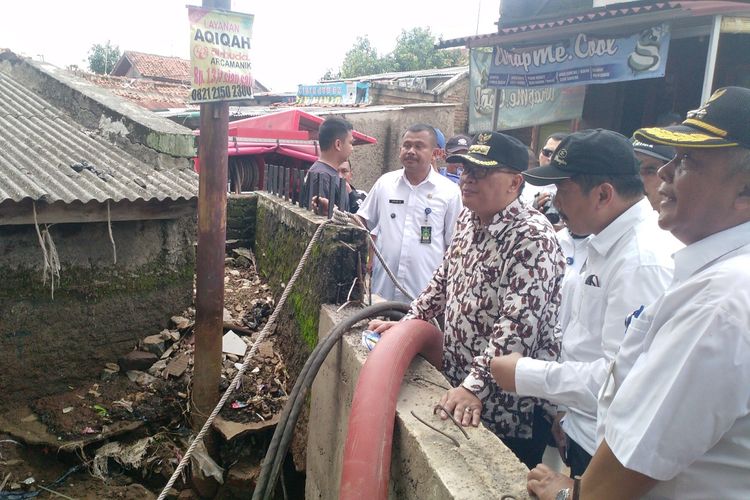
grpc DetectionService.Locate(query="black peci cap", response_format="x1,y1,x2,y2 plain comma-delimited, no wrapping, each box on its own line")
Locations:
446,131,529,171
635,86,750,149
523,129,638,186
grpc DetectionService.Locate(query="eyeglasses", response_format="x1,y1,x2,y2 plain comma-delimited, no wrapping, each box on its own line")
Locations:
461,164,519,180
541,148,555,158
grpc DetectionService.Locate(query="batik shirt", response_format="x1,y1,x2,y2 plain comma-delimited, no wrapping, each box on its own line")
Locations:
406,198,565,439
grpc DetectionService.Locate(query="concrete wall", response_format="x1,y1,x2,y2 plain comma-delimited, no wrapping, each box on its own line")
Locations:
324,104,456,191
252,192,367,378
440,77,470,134
0,216,196,403
306,305,530,500
226,194,258,249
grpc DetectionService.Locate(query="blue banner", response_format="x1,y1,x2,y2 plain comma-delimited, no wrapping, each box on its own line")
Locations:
489,23,670,89
470,48,585,133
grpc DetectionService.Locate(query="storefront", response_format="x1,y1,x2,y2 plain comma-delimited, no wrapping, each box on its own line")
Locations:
441,1,750,151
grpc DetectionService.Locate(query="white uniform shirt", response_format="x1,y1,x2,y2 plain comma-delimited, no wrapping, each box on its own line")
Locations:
357,167,462,301
598,221,750,499
556,227,590,332
514,199,680,454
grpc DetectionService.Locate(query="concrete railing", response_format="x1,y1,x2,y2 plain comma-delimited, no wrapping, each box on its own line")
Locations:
306,304,530,500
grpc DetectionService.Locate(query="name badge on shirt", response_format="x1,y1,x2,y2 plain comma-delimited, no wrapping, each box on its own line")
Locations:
389,199,404,204
420,226,432,244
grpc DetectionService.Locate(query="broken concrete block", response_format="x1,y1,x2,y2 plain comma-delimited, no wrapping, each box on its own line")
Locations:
126,370,157,386
222,331,247,357
165,354,189,378
148,359,168,376
118,351,158,372
171,316,191,330
142,335,166,357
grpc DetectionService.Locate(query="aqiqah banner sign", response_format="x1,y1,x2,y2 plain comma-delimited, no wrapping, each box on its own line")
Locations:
470,48,585,133
489,23,670,90
188,6,254,103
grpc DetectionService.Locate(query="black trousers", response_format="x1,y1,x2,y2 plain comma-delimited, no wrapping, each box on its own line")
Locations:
566,434,593,477
502,406,552,469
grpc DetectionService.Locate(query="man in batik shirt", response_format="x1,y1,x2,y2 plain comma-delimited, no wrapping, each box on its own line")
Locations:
370,131,565,468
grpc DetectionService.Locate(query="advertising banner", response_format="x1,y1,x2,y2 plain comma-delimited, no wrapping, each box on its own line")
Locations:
188,6,254,103
489,23,670,90
296,82,370,105
470,48,585,133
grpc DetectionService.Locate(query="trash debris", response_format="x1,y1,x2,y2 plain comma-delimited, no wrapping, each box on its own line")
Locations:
361,330,381,351
92,404,109,418
191,440,224,484
62,407,73,414
231,401,249,409
222,331,247,357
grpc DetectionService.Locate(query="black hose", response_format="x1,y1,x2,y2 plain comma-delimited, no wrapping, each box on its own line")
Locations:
252,301,410,500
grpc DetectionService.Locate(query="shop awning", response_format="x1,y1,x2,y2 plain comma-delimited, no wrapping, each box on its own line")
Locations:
438,1,750,49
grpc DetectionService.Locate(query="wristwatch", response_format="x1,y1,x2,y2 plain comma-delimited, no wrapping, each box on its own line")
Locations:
555,488,571,500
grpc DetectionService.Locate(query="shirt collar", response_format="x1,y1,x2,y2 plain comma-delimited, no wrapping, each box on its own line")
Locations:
588,198,653,257
397,166,438,188
471,197,525,237
672,220,750,282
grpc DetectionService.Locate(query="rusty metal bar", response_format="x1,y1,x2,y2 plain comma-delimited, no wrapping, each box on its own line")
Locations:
338,176,347,211
283,167,290,201
312,172,320,212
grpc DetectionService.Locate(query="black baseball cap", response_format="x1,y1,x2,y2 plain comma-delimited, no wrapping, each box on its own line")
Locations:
523,129,638,186
446,131,529,171
635,86,750,149
631,137,675,163
445,134,471,154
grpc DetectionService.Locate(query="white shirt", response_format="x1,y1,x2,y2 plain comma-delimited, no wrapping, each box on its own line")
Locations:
598,221,750,499
357,167,462,302
514,199,680,454
556,227,590,331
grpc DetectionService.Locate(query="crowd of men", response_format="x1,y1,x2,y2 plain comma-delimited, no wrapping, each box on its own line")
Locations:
302,86,750,499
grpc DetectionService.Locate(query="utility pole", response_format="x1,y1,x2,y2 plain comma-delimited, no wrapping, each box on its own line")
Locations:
192,0,230,469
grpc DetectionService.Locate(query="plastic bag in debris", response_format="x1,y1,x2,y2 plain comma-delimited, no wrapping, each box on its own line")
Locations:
361,330,380,352
191,440,224,484
92,437,153,479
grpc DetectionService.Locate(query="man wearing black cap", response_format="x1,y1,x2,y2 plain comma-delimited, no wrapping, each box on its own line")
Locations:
489,128,679,476
439,134,471,183
631,138,675,211
370,131,565,468
522,86,750,500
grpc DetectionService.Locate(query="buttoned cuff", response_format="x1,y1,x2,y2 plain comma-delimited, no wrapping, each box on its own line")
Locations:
514,357,552,399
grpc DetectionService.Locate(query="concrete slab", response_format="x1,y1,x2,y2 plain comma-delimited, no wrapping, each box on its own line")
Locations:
306,305,530,500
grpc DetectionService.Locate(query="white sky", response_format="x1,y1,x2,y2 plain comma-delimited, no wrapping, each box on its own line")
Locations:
1,0,500,92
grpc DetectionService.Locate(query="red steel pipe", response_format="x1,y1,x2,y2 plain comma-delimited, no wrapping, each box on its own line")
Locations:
340,319,444,499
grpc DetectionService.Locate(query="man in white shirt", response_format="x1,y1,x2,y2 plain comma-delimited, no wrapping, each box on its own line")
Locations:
524,86,750,500
490,129,678,476
357,124,462,301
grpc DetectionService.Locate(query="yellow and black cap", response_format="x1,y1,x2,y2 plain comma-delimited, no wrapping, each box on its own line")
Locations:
446,131,529,171
523,129,638,186
635,86,750,149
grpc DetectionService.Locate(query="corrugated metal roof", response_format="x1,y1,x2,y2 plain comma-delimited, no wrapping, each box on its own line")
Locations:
324,66,468,83
437,1,750,48
0,70,198,205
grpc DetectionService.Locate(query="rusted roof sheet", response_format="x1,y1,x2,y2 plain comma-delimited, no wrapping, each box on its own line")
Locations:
113,51,192,83
0,70,198,204
76,72,194,110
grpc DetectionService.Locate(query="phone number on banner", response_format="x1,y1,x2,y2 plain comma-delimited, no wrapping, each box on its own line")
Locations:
191,85,253,103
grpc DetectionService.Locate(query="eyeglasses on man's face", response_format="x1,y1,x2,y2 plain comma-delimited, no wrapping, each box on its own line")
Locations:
541,148,555,158
461,163,518,180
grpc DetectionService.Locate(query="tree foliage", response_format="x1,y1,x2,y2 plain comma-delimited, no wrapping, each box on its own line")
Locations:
87,41,121,75
334,28,467,80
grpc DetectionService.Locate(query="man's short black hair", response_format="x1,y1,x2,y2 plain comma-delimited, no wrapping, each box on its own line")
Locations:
573,173,645,199
319,117,353,151
545,132,569,143
404,123,438,148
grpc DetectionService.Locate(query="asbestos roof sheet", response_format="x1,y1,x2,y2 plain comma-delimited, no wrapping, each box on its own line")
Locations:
0,70,198,205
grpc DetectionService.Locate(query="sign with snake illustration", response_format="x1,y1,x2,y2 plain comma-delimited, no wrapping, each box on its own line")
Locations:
489,23,670,90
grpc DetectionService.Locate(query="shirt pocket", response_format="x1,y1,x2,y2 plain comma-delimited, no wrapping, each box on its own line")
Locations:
578,283,606,335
